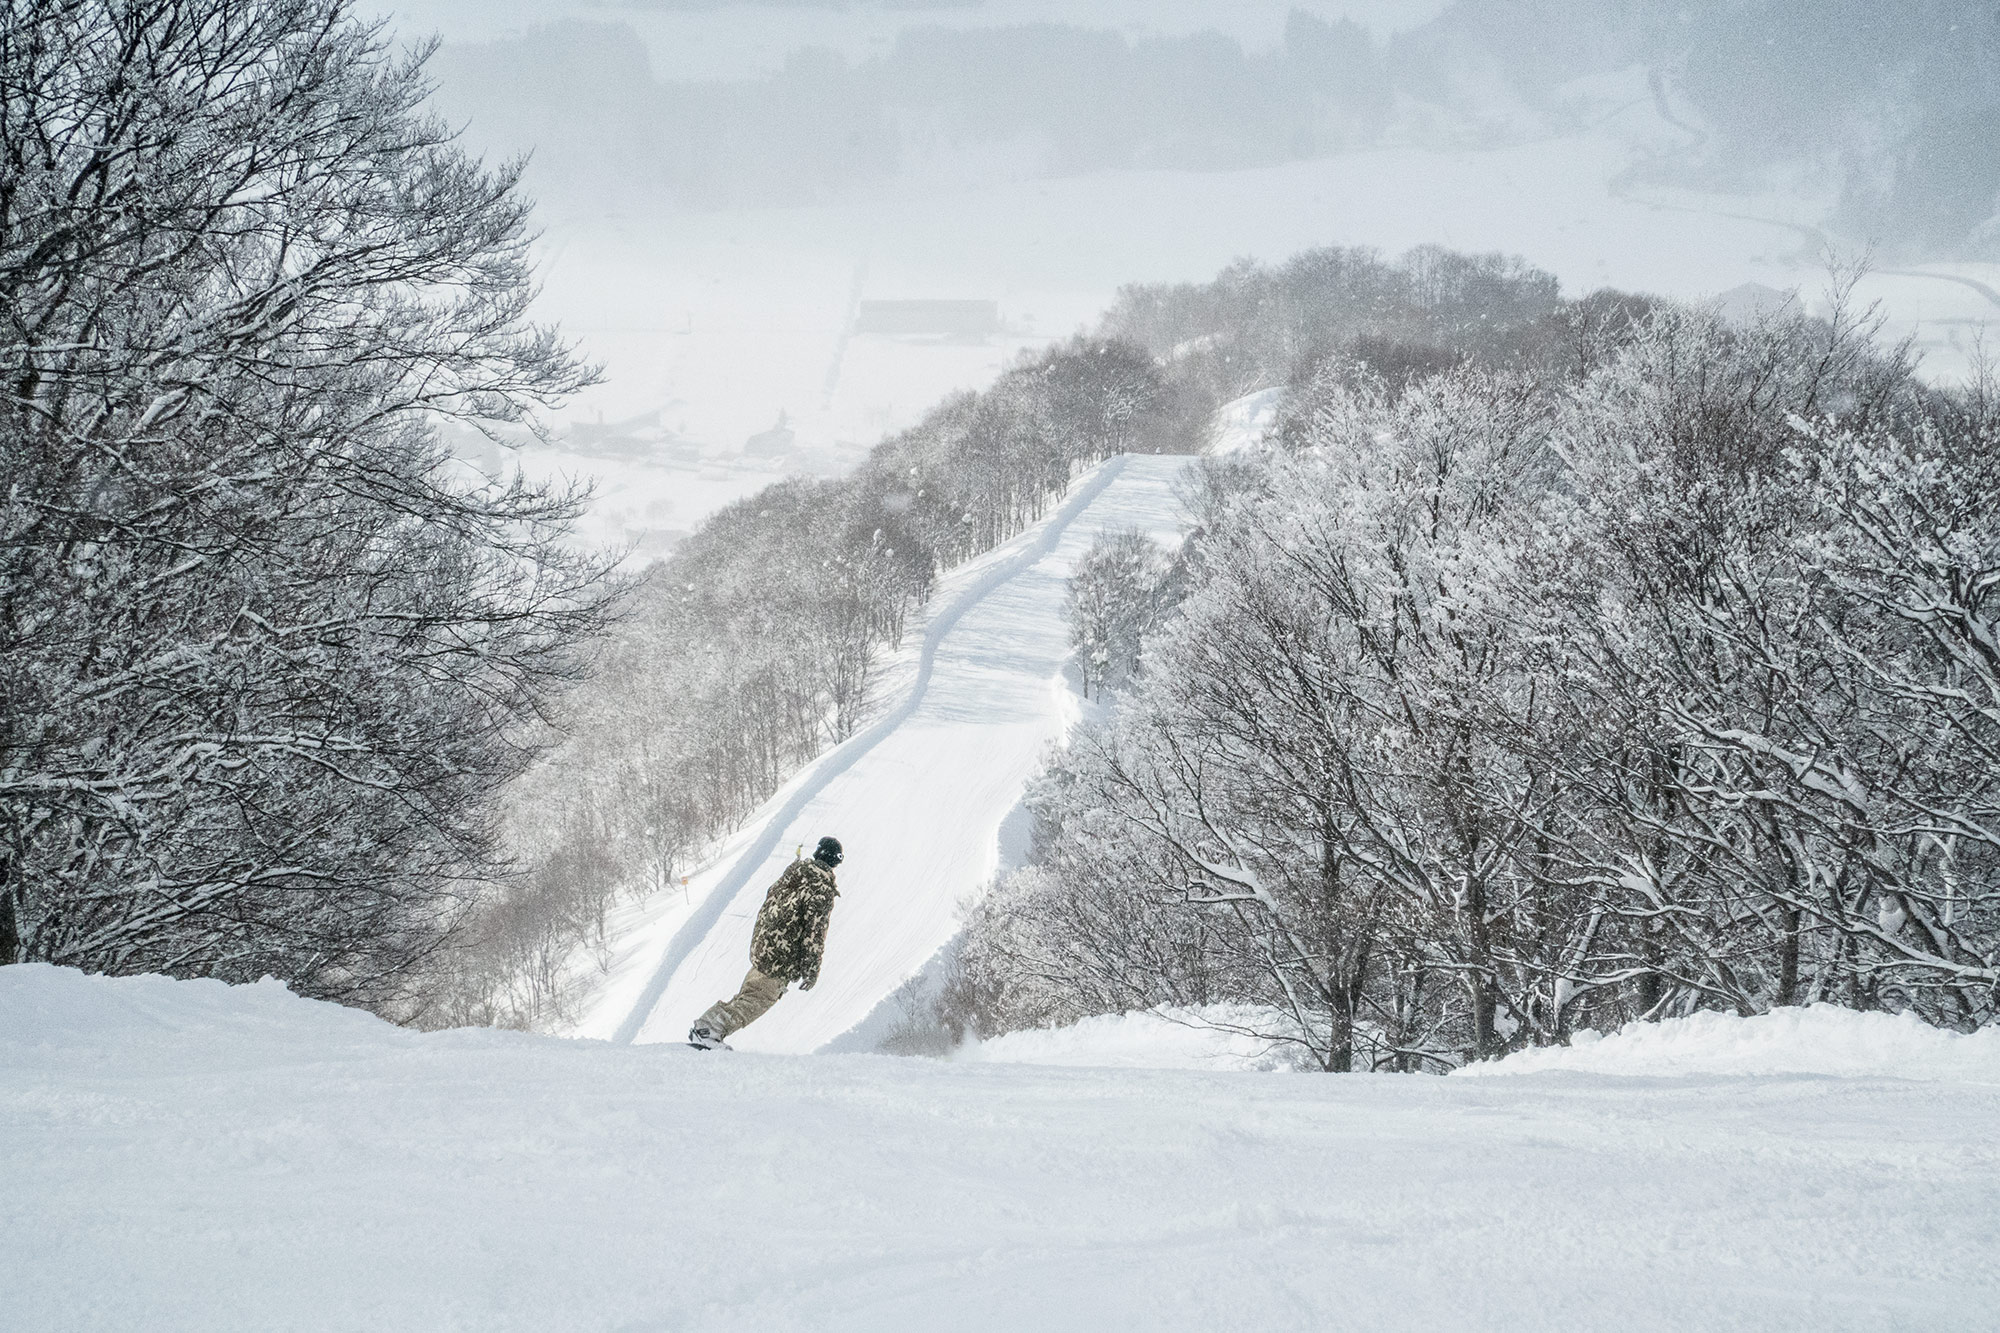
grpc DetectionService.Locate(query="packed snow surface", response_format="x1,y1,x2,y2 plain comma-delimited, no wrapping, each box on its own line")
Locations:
574,453,1194,1053
1207,385,1283,455
9,963,2000,1331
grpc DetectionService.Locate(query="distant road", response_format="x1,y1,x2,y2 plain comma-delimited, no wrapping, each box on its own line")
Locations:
1614,187,2000,316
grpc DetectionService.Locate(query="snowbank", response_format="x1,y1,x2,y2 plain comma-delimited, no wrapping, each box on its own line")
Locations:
965,1000,2000,1084
1208,387,1283,455
2,963,396,1058
1458,1004,2000,1083
955,1004,1315,1072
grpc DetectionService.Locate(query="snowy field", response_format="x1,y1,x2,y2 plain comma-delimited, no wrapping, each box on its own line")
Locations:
521,116,1836,449
572,453,1196,1052
8,962,1999,1332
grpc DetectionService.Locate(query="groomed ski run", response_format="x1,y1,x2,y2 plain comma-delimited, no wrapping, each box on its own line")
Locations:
573,452,1196,1053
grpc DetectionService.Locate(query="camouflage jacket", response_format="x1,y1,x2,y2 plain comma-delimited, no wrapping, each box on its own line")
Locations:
749,858,839,987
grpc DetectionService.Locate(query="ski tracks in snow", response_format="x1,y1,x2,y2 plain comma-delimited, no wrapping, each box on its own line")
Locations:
609,453,1170,1047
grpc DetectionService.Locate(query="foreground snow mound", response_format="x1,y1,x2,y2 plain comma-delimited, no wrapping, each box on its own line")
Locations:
10,964,2000,1330
955,1005,1316,1072
1459,1004,2000,1083
3,962,394,1056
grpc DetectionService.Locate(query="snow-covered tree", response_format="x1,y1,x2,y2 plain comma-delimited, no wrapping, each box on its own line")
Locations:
0,0,619,1008
1655,392,2000,1020
1066,528,1168,699
973,280,1999,1068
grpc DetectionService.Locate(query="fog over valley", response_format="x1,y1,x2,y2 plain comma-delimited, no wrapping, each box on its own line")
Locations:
379,0,2000,558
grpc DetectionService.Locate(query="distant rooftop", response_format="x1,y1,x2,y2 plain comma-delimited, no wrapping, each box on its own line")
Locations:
745,411,796,459
857,299,1000,340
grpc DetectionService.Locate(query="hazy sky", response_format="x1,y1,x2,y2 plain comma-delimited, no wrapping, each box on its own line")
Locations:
376,1,1453,77
376,2,1448,47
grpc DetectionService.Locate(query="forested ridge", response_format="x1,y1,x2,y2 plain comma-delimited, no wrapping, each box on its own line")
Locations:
956,261,2000,1070
0,0,621,1013
436,1,2000,261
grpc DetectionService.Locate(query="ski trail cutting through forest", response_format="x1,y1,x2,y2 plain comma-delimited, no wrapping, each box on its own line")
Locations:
599,454,1193,1049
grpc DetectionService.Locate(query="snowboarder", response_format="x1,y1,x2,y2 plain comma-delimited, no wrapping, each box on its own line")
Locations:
687,836,842,1049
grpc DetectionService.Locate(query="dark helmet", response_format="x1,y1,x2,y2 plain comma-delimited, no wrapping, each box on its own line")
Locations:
813,836,843,868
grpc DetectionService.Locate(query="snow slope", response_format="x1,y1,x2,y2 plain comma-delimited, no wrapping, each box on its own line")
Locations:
1209,386,1283,455
572,453,1195,1052
9,962,2000,1331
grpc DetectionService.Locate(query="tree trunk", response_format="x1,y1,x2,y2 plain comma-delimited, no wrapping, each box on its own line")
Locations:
0,869,19,967
1471,978,1498,1058
1636,925,1663,1016
1326,1006,1354,1072
1774,903,1800,1007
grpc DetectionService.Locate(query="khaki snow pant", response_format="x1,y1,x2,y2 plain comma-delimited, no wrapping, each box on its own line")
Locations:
696,967,788,1038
